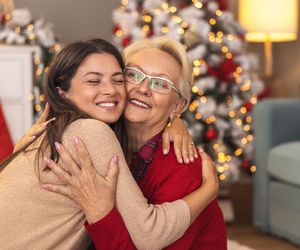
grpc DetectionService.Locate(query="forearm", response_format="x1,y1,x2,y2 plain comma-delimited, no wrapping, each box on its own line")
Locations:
182,183,218,224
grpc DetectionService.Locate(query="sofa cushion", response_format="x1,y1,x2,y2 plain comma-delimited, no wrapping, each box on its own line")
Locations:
268,141,300,187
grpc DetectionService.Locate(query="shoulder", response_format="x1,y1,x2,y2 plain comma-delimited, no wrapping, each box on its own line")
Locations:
62,118,118,147
65,119,116,138
155,142,202,172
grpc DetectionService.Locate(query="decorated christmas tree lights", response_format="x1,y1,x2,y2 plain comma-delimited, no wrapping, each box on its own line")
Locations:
112,0,265,183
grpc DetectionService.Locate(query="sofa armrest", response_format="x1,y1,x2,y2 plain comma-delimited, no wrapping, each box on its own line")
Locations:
253,98,300,232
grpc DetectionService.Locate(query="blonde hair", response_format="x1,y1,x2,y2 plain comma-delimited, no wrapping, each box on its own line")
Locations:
123,36,192,111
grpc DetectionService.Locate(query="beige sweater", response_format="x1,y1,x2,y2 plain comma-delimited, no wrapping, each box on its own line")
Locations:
0,119,190,250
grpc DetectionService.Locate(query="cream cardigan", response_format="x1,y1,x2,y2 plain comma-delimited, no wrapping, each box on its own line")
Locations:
0,119,190,250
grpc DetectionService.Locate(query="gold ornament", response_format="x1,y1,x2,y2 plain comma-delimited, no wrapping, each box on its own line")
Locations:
183,30,201,48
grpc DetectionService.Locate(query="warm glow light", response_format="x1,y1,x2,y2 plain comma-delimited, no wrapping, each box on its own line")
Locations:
161,26,169,33
192,86,199,93
195,113,202,120
209,18,216,25
250,165,257,172
239,0,298,42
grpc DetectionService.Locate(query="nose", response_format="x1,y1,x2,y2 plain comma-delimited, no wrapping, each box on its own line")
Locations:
137,77,152,96
100,80,117,96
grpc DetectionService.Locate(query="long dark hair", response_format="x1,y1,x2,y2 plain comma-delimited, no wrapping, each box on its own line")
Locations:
0,39,128,176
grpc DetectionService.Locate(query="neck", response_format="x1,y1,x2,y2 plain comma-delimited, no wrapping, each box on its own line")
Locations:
126,121,165,153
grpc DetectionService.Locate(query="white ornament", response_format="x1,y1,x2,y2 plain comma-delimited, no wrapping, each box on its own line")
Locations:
187,44,206,62
11,8,32,26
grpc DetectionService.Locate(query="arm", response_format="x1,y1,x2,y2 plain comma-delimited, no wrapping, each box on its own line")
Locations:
45,119,190,249
43,119,217,249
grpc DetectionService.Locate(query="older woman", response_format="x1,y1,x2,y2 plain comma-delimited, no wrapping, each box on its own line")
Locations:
0,38,219,250
43,37,227,249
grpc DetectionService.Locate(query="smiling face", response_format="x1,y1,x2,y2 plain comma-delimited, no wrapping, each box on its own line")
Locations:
64,53,126,124
124,48,185,133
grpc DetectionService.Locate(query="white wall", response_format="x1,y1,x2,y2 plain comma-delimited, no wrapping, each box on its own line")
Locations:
14,0,119,44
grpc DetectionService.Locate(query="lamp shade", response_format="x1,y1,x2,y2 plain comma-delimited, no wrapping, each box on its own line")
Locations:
238,0,298,42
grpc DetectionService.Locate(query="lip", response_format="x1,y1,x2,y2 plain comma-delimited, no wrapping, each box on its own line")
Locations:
128,98,151,109
96,100,118,110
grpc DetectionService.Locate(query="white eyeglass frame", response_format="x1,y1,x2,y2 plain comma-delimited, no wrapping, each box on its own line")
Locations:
124,66,181,96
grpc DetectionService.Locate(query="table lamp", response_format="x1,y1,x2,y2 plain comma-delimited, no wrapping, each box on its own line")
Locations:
238,0,298,77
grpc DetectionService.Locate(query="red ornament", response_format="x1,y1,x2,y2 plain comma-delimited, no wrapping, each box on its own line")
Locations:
217,0,230,11
241,159,250,169
146,28,154,38
207,58,237,82
113,25,121,33
205,128,217,141
179,3,189,9
244,102,253,111
121,36,131,47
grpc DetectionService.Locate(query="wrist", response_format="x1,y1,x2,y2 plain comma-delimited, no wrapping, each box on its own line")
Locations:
83,204,114,225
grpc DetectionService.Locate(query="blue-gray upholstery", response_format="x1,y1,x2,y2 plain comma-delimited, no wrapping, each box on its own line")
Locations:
253,99,300,245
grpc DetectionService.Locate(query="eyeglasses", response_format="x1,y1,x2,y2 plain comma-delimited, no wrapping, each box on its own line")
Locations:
124,67,181,95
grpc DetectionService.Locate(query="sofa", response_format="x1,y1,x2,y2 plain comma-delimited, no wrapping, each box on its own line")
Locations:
253,99,300,245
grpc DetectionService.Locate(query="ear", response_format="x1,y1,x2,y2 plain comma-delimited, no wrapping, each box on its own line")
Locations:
56,87,68,98
170,98,186,119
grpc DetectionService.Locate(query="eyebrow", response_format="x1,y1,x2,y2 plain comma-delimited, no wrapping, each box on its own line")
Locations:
126,63,172,80
83,71,123,77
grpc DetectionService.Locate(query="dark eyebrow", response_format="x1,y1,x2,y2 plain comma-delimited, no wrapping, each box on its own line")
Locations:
83,71,123,77
83,72,102,77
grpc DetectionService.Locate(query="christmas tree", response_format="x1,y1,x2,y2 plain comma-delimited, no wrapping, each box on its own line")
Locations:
0,4,61,118
112,0,265,183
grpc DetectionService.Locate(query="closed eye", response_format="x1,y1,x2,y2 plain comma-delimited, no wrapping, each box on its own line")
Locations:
87,80,100,84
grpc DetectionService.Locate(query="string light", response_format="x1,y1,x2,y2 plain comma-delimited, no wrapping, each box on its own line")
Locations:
219,174,226,181
209,18,216,25
216,10,223,16
193,67,201,76
192,86,199,93
169,6,177,13
250,165,257,172
194,1,203,8
235,148,243,157
247,134,254,141
195,113,202,120
161,26,169,33
142,15,152,23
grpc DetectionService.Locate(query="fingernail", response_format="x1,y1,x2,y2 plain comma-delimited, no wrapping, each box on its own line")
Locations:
179,158,183,164
72,136,79,144
31,136,36,140
113,155,118,163
43,156,50,164
55,142,61,150
41,184,48,189
163,149,168,155
199,148,204,153
195,154,198,159
46,117,56,124
185,158,190,164
190,157,194,162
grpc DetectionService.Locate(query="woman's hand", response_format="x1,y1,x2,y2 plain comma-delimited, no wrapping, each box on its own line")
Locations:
14,103,54,152
162,116,198,164
42,137,120,224
198,149,219,200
